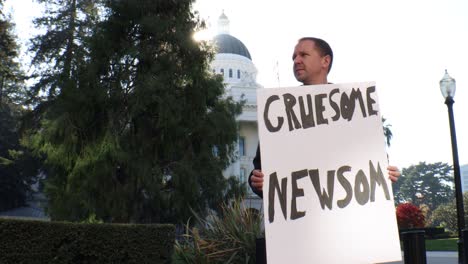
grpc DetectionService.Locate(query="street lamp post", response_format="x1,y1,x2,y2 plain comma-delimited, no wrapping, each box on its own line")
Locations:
440,69,467,264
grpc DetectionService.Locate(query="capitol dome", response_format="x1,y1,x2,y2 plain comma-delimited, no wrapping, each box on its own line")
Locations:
211,11,259,89
214,34,252,60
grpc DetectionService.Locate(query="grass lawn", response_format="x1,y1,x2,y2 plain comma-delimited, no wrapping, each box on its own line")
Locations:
425,238,458,251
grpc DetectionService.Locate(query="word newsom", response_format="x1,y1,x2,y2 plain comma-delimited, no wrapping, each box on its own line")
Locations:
268,160,391,223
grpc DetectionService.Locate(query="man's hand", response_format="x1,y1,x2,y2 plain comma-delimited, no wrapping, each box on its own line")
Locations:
387,165,400,183
251,169,264,191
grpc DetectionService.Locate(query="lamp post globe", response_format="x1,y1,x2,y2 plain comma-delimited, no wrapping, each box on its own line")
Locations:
440,70,466,264
440,69,456,99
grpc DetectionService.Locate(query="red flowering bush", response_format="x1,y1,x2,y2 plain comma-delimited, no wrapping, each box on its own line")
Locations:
396,203,425,229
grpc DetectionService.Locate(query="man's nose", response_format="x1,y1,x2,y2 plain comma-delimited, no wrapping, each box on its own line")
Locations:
293,56,302,64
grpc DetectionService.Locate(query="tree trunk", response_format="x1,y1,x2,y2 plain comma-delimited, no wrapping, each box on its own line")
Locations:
0,74,4,103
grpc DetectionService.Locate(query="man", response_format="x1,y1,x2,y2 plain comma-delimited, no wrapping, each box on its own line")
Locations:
248,37,400,197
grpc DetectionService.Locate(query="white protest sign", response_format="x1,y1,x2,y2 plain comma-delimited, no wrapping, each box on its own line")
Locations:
257,82,401,264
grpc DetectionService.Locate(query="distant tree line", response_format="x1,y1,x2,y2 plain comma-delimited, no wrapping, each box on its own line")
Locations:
393,161,454,212
393,161,468,234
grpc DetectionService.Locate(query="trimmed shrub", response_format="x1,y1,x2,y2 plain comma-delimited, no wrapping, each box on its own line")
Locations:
396,203,425,229
0,218,174,263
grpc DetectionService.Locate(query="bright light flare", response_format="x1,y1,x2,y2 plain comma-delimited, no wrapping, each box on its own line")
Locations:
193,29,214,42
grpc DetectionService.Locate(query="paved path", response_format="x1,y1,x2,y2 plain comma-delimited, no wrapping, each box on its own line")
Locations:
383,251,457,264
426,251,457,264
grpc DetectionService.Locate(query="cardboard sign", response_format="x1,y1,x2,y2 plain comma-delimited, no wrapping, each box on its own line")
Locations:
257,82,401,264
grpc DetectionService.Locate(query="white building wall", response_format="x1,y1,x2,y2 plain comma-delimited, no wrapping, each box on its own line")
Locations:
222,109,259,190
238,122,259,193
212,54,258,88
212,52,260,189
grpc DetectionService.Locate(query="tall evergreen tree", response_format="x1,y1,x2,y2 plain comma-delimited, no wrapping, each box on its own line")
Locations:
0,106,42,212
0,104,27,211
0,0,25,104
0,1,40,211
28,0,99,103
20,0,102,219
27,0,242,223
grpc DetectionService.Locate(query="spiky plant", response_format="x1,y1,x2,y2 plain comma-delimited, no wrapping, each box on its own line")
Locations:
173,199,264,264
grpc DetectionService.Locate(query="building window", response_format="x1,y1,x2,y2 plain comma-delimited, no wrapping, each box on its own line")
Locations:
237,69,241,79
213,69,216,73
240,168,246,183
229,69,233,78
220,68,224,76
239,137,245,156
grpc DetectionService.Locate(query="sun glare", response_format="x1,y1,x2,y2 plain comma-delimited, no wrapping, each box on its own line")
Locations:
193,29,213,42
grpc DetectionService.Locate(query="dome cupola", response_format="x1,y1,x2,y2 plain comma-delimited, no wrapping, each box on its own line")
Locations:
217,10,230,34
213,11,252,61
211,11,259,89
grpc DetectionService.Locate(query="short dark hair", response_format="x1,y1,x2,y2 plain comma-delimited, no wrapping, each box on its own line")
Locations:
299,37,333,73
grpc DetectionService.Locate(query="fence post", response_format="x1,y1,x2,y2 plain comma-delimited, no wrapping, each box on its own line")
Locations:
462,229,468,264
256,237,267,264
401,230,426,264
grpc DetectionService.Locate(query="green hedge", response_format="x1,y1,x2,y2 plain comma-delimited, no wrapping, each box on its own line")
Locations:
0,218,175,264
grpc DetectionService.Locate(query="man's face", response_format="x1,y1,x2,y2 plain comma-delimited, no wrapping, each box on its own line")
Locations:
292,40,329,85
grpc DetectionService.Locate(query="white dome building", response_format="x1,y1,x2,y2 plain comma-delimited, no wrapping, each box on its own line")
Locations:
211,11,262,208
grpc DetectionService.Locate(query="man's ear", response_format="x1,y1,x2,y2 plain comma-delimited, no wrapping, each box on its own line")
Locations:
322,55,331,70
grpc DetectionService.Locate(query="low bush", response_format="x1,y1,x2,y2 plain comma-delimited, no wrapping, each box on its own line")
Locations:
396,203,425,229
0,218,174,263
173,199,264,264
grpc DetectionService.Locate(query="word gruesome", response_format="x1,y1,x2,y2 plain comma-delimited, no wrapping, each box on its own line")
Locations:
263,86,378,132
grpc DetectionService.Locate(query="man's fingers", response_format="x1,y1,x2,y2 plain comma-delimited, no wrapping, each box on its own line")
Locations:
251,181,263,191
387,168,400,176
251,170,264,191
251,175,264,183
251,181,262,188
252,170,264,177
387,165,401,183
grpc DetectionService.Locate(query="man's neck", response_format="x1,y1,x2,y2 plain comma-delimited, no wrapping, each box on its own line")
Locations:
303,76,328,85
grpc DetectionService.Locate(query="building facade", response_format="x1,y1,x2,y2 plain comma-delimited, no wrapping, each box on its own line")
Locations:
461,164,468,193
212,12,262,208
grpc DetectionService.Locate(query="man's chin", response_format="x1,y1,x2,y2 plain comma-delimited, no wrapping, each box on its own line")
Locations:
295,75,305,83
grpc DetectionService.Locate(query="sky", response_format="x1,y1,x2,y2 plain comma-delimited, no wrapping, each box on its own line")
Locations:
5,0,468,169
